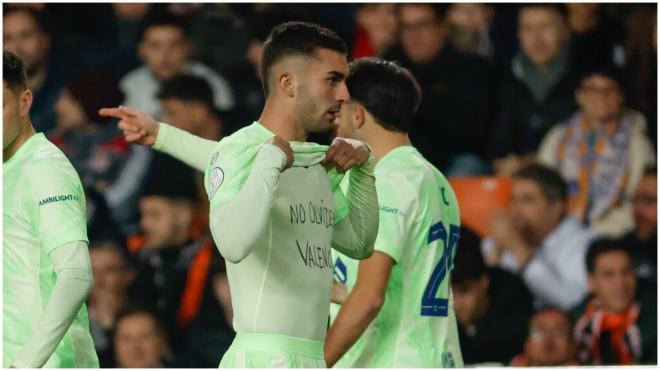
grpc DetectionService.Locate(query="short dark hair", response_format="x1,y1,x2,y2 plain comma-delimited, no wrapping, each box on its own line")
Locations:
141,7,189,40
528,307,573,331
578,64,625,90
3,50,27,94
399,3,449,22
586,238,632,274
115,308,167,340
513,164,568,203
260,21,347,96
140,155,199,205
518,3,568,19
157,74,215,109
347,58,421,133
451,226,487,285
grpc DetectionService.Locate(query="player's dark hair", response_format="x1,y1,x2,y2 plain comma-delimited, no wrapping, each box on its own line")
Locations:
260,21,347,96
157,74,215,109
451,227,487,285
346,58,421,133
513,164,568,203
3,49,27,94
585,238,632,274
141,6,189,40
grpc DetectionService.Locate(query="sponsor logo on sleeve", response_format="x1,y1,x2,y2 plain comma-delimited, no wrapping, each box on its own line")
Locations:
38,194,80,206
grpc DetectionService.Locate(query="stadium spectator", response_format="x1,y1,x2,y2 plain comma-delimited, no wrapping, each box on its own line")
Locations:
350,3,398,59
156,74,226,229
385,3,494,175
489,4,579,176
621,167,657,281
88,240,135,367
78,3,152,76
509,308,577,366
624,6,657,147
131,159,234,365
49,71,129,193
157,74,225,141
114,309,171,368
3,7,74,131
120,8,234,120
452,227,534,366
566,3,625,69
482,164,594,310
537,65,655,237
572,239,657,365
446,3,494,59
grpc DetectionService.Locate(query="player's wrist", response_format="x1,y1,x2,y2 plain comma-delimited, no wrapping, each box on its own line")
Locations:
258,143,289,171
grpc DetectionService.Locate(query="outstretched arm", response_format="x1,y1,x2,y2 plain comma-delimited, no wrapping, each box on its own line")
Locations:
99,106,216,172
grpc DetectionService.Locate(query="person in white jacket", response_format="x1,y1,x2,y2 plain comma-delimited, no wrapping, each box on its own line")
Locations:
482,164,594,310
537,65,655,237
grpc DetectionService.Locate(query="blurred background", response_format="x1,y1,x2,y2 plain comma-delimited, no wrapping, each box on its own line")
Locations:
3,2,656,367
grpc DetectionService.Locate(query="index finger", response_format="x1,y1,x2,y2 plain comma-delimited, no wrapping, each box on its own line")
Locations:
98,106,138,120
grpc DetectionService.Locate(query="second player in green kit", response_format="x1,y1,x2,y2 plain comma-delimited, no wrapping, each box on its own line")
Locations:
326,58,463,368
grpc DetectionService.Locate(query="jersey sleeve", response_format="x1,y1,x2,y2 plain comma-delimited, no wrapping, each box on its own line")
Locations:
205,140,263,208
373,175,416,264
25,160,88,255
329,169,348,224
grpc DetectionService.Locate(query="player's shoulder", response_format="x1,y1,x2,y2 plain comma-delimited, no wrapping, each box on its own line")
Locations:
218,122,271,148
25,135,79,179
376,147,442,187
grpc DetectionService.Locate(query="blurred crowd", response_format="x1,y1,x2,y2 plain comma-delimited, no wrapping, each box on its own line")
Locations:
3,2,656,367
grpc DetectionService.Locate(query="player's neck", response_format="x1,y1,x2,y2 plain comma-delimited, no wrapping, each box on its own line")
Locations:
258,98,307,141
367,131,412,162
3,120,36,162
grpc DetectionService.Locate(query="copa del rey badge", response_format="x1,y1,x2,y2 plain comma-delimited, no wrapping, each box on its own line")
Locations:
209,167,224,198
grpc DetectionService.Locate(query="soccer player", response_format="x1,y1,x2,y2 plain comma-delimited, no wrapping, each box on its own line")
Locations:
100,22,379,368
3,50,98,367
325,58,463,367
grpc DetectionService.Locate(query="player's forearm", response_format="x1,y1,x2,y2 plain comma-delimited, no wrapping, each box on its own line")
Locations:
210,145,287,263
153,122,217,172
332,159,379,259
324,290,384,367
13,241,92,368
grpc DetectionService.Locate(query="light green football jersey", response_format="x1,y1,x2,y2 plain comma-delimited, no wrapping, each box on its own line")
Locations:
3,133,98,367
330,146,463,367
204,122,349,344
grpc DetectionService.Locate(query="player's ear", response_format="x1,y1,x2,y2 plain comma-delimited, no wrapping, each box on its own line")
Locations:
354,104,366,129
277,72,295,98
19,88,33,119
